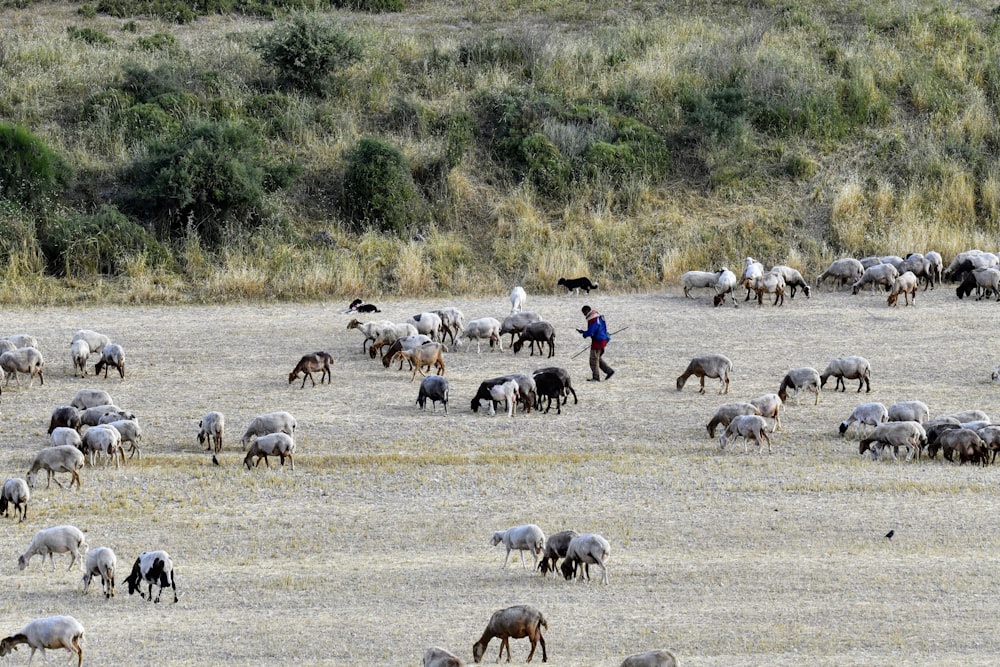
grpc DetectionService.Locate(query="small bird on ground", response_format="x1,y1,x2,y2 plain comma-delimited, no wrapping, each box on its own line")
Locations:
885,530,894,540
212,454,220,466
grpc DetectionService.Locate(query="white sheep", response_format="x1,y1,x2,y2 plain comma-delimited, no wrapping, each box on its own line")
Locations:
887,400,930,423
771,264,811,298
816,258,864,290
852,263,899,294
620,649,679,667
498,311,541,348
509,285,527,314
752,269,786,306
561,533,611,585
676,354,732,394
198,411,225,452
0,347,44,387
820,356,872,393
681,269,724,298
859,421,927,461
240,411,296,449
887,270,919,306
749,393,784,432
81,425,124,468
70,388,113,410
740,257,764,300
0,339,14,355
72,329,110,355
103,419,143,459
405,312,444,341
423,646,465,667
50,426,82,449
0,477,30,522
491,524,545,569
839,402,889,438
948,409,989,423
94,343,125,378
777,367,822,405
82,546,116,598
124,550,178,603
369,322,420,358
70,339,90,377
711,268,738,307
0,616,85,667
706,402,760,438
26,445,85,489
434,307,466,345
487,379,520,417
457,317,503,353
719,414,772,453
3,334,37,349
925,250,944,285
18,525,88,571
243,432,295,471
346,318,394,353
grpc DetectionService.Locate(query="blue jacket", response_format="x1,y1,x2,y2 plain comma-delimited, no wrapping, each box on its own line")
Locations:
582,310,610,347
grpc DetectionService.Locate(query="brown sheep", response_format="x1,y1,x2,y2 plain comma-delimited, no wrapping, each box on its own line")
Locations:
288,351,334,388
472,605,547,664
511,321,556,358
392,342,446,382
677,354,732,394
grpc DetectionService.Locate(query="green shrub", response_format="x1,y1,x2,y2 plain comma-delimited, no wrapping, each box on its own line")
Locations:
118,62,184,103
97,0,195,23
118,103,179,142
254,13,362,95
67,26,114,45
521,132,570,198
132,32,178,53
0,123,73,208
340,137,427,236
440,111,475,169
332,0,403,11
78,4,97,17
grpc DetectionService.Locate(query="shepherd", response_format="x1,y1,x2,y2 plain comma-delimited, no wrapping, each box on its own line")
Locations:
577,305,615,382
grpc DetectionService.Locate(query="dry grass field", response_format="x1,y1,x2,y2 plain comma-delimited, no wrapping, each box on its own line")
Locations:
0,284,999,666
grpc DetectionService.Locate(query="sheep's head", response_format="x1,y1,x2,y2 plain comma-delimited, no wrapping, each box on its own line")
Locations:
560,556,576,580
288,371,298,384
17,555,27,571
0,638,17,656
472,641,486,663
838,422,849,436
490,531,504,546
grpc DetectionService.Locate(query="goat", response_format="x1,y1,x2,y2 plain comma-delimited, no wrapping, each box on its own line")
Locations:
124,550,178,603
288,351,333,387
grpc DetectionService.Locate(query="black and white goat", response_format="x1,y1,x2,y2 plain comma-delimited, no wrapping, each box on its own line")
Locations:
124,550,178,603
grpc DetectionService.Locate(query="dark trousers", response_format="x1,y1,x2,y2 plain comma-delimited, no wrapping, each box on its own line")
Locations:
589,347,612,379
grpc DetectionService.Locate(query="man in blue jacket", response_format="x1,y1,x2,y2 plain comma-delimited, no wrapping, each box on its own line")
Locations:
577,305,615,382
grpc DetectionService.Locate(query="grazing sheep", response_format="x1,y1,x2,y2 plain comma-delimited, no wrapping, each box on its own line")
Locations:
532,366,577,406
470,377,512,414
81,546,116,599
929,427,988,463
80,404,128,427
18,525,88,571
487,380,521,417
124,550,178,603
956,267,1000,301
3,334,37,349
434,307,466,345
512,321,556,358
816,258,864,290
859,421,927,461
491,524,545,569
70,339,90,377
948,409,990,423
424,646,465,667
706,402,760,438
369,322,420,359
753,270,786,306
681,269,725,298
288,351,334,388
240,411,296,449
925,251,944,286
381,335,432,369
944,249,998,281
510,286,527,314
243,432,295,471
740,257,764,301
346,298,380,314
771,265,811,298
839,402,889,438
852,263,899,294
719,414,772,454
457,318,502,353
26,446,85,489
976,425,1000,463
93,343,125,379
499,311,543,349
620,650,679,667
472,605,547,664
0,616,85,667
0,477,30,522
887,271,919,306
198,411,225,453
537,529,578,576
711,268,738,307
70,389,113,411
393,342,447,381
0,347,44,387
676,354,732,394
561,532,611,585
48,407,82,434
887,400,930,423
557,276,599,294
406,312,444,341
749,393,784,432
0,339,14,355
50,426,82,449
72,329,110,355
103,419,143,460
532,370,571,414
777,367,822,405
346,318,393,353
416,375,449,414
80,425,124,468
899,254,934,291
820,356,872,393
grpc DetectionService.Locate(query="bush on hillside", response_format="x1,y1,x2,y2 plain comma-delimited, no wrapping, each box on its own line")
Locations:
340,137,427,236
254,13,361,96
0,123,73,208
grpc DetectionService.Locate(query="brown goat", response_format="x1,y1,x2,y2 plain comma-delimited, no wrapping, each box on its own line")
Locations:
288,351,333,388
472,605,547,663
392,343,446,382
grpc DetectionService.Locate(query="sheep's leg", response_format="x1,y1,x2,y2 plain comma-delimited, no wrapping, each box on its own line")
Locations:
698,376,706,394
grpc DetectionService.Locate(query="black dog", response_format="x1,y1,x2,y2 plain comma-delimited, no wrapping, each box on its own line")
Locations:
346,298,381,313
557,277,599,294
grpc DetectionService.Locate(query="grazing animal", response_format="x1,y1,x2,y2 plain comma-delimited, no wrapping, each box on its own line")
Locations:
956,267,1000,300
740,257,764,300
240,411,296,449
393,342,446,381
50,426,82,449
719,415,772,453
711,268,739,307
537,529,578,576
706,402,760,438
381,335,432,368
531,370,571,414
487,380,521,417
887,400,930,423
94,343,125,379
198,411,225,453
457,317,502,353
859,421,927,461
124,550,178,603
369,322,420,358
771,265,811,298
80,425,124,468
0,477,30,522
288,351,334,388
18,525,88,571
0,616,85,667
346,318,393,353
753,270,786,306
532,366,577,406
243,432,295,471
103,419,143,460
561,533,612,585
676,354,732,394
852,263,899,295
416,375,449,414
346,298,380,313
81,546,116,599
70,339,90,377
424,646,466,667
512,321,556,358
72,329,110,355
470,377,515,414
26,446,85,489
510,286,527,314
70,388,113,410
777,367,822,405
406,312,444,341
472,605,548,664
681,269,725,298
816,258,864,290
887,271,919,306
48,406,82,434
839,402,889,438
499,311,543,349
899,254,934,291
557,276,599,294
491,524,545,569
620,650,679,667
434,307,466,345
0,347,44,387
820,356,872,393
749,393,784,432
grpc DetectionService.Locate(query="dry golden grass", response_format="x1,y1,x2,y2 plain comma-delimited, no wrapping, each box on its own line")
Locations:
1,285,999,665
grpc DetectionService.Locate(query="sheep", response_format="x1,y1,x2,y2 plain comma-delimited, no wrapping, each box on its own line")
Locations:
491,524,545,569
0,616,85,667
456,318,502,354
472,605,547,664
381,335,432,369
976,425,1000,463
103,419,143,459
198,411,225,453
532,370,571,414
26,446,85,489
537,529,578,576
487,379,520,417
48,407,82,434
80,424,124,468
124,550,178,603
70,339,90,377
681,269,724,298
929,427,988,464
706,402,760,438
620,650,679,667
243,432,295,471
816,258,864,290
740,257,764,300
72,329,110,355
532,366,577,405
777,367,822,405
0,477,30,522
676,354,732,394
956,267,1000,301
557,276,599,294
820,356,872,393
749,393,784,432
948,409,990,423
240,411,296,449
416,375,449,414
887,270,919,306
406,312,444,341
925,250,944,286
561,532,611,585
719,414,772,453
0,339,14,355
859,421,927,461
771,265,811,298
288,351,334,388
509,285,527,314
18,525,88,571
369,322,420,358
899,253,934,290
424,646,465,667
470,377,511,413
50,426,82,449
3,334,37,349
70,388,113,411
81,546,116,599
839,402,889,438
753,270,786,306
80,404,126,428
499,311,541,348
879,255,905,270
0,347,44,387
94,343,125,379
346,318,393,353
511,321,556,358
887,400,930,423
944,249,998,281
434,307,466,345
393,342,447,381
852,263,899,294
346,298,380,314
711,268,738,307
